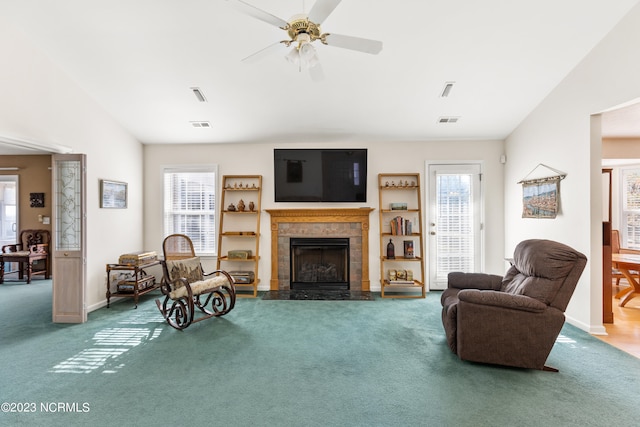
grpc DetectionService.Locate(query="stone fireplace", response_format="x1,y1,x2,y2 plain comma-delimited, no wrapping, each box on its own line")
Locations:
266,208,374,291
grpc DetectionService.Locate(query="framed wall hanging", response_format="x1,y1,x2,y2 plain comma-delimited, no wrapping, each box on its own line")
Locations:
518,164,566,219
30,192,45,208
100,179,127,209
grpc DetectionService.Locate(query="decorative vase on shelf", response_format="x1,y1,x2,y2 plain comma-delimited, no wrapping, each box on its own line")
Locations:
237,199,245,212
386,239,395,259
248,201,255,212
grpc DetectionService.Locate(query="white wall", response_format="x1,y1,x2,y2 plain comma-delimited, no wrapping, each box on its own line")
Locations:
0,20,144,310
504,3,640,333
144,139,505,291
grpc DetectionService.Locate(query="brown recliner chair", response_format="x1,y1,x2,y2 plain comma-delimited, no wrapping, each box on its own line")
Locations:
441,239,587,371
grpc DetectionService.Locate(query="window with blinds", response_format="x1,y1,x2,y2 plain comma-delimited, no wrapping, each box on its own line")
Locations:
436,174,475,282
163,167,217,255
622,168,640,249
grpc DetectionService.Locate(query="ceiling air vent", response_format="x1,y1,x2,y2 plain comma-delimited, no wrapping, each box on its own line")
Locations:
190,121,211,128
190,87,207,102
438,116,460,124
440,81,455,98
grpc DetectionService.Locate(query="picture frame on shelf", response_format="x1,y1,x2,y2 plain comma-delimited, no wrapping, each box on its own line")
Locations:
390,202,407,210
100,179,128,208
403,240,415,258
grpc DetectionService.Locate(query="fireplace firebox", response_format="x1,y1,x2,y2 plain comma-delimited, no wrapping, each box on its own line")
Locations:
289,238,350,290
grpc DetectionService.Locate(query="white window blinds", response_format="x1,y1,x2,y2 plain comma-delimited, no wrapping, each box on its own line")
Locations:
163,167,217,255
436,173,474,281
622,168,640,249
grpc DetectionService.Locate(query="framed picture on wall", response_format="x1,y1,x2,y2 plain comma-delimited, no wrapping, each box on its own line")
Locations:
30,192,45,208
100,179,127,208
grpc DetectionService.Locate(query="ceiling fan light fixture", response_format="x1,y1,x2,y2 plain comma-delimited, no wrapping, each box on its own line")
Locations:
285,47,301,65
300,43,319,67
296,32,311,44
286,36,319,70
230,0,383,79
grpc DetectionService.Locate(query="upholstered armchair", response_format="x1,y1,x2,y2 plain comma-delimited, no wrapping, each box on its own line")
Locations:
441,239,587,371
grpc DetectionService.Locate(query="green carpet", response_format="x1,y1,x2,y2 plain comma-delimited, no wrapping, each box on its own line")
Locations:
1,280,639,426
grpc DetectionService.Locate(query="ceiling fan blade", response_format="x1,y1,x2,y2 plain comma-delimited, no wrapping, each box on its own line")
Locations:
227,0,288,28
323,33,383,55
241,41,286,63
308,0,342,25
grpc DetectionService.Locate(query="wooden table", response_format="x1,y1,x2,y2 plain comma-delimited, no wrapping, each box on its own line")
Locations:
611,253,640,307
106,260,160,308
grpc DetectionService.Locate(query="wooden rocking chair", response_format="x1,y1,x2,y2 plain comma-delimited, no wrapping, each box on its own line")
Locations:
156,234,236,330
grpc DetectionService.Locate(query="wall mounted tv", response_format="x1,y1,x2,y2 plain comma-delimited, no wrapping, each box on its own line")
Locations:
274,149,367,202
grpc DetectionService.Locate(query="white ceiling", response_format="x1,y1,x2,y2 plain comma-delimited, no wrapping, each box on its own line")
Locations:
2,0,640,154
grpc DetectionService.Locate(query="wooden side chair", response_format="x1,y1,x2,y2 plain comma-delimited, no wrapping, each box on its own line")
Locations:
611,229,640,297
0,229,51,284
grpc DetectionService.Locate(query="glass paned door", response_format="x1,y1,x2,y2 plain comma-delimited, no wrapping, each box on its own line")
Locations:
52,154,86,323
428,164,481,290
0,176,18,248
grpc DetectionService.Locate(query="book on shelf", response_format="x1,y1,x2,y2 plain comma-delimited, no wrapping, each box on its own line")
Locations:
390,216,412,235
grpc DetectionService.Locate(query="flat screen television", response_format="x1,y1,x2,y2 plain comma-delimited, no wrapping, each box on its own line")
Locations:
274,149,367,202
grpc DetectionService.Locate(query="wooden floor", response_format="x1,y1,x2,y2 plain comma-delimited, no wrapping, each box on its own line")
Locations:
595,282,640,359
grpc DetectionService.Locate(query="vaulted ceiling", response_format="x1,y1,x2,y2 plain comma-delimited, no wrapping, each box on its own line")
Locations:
1,0,640,154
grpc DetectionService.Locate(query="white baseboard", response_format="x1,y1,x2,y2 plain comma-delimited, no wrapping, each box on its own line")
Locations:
565,314,607,335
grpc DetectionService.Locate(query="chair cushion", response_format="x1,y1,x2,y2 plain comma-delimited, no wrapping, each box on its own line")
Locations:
509,239,579,280
165,257,203,286
441,288,461,353
1,251,31,257
500,239,583,305
501,272,563,305
169,275,230,300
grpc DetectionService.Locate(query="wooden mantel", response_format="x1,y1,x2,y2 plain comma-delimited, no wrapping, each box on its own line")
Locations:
266,208,374,291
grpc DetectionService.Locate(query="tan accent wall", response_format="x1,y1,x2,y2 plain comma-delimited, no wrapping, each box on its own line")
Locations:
603,137,640,159
0,155,52,232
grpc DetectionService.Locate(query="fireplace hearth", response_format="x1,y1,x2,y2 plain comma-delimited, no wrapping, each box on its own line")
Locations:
290,238,349,290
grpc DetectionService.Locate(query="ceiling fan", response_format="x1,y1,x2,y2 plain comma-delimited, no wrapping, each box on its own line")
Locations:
227,0,383,81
